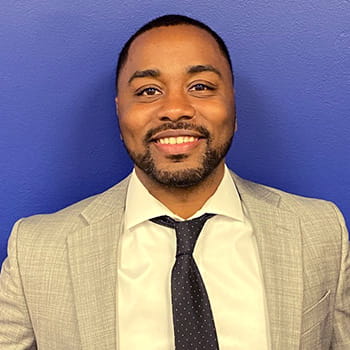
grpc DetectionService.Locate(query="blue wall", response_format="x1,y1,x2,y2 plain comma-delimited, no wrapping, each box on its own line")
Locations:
1,0,349,264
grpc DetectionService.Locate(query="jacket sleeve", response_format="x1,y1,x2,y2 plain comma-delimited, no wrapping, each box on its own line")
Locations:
0,219,37,349
330,203,350,349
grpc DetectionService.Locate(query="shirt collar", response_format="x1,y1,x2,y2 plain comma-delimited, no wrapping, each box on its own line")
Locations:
124,165,244,230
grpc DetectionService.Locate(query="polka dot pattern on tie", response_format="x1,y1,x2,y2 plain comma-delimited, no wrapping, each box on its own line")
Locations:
151,214,219,350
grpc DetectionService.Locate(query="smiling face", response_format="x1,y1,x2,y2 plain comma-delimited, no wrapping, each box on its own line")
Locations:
116,24,236,188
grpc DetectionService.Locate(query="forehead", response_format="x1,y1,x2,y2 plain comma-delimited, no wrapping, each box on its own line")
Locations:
119,25,231,81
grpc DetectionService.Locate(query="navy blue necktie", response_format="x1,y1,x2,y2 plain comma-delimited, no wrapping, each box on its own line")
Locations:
151,214,219,350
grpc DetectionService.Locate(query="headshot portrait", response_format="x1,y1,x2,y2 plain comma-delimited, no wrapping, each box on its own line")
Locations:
1,1,349,349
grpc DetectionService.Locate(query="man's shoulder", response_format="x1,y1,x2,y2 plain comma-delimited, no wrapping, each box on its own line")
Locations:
230,170,341,220
14,175,130,243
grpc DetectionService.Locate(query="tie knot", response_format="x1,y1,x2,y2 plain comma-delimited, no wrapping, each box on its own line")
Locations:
151,213,215,256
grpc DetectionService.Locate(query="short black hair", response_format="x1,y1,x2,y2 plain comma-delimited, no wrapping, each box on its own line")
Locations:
115,14,233,92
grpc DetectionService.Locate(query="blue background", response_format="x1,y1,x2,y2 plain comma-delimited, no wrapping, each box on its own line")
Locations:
1,0,349,264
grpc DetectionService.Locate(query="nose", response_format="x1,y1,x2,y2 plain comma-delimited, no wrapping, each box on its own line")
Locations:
156,91,195,122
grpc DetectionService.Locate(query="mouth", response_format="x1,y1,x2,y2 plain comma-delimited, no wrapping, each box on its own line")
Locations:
151,134,204,156
149,127,206,143
155,136,199,145
145,123,209,156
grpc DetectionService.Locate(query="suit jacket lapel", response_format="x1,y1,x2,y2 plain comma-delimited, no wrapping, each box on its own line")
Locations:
67,177,129,350
233,173,303,349
65,171,304,348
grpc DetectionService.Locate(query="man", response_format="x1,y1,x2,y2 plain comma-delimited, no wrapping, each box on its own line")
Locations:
0,14,349,350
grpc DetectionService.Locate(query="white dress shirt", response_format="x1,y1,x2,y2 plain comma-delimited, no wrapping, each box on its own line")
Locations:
117,166,270,349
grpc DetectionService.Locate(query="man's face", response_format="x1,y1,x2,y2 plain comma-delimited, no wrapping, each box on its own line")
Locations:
116,25,236,188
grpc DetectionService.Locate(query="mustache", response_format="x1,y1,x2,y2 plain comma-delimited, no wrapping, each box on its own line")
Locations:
144,122,210,143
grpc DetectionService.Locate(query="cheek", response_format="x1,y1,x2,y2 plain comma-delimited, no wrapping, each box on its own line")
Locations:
197,100,235,128
118,106,155,147
118,104,141,130
119,118,141,145
118,101,156,128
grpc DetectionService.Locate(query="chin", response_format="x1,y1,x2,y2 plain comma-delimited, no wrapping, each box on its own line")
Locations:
128,136,233,188
148,166,211,188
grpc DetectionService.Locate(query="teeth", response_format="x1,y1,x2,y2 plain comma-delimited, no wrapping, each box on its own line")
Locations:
157,136,197,144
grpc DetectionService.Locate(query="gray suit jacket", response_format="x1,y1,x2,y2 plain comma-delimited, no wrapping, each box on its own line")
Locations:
0,172,349,349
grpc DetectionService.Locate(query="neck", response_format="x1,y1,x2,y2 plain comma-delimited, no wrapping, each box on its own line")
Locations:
135,163,225,219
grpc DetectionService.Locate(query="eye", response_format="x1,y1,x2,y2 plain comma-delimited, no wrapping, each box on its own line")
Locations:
189,83,215,92
136,87,162,96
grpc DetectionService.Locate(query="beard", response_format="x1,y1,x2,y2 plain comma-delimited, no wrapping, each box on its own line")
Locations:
123,122,233,188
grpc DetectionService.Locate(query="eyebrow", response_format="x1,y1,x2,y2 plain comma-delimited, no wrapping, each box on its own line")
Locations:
187,65,222,77
128,69,160,84
127,64,222,85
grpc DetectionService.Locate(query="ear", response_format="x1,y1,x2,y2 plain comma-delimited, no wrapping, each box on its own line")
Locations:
115,96,119,116
232,88,238,133
115,97,123,140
